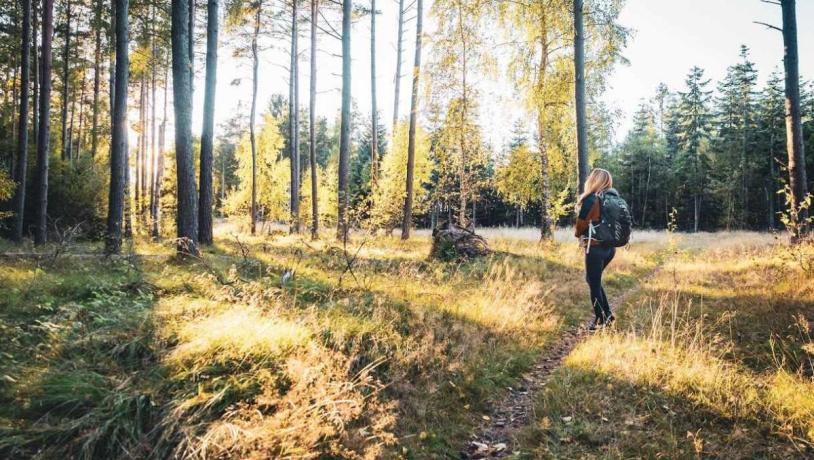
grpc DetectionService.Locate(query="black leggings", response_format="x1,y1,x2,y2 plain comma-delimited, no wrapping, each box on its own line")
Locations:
585,245,616,321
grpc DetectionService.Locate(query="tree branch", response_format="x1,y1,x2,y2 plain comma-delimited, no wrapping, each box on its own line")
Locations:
753,20,783,32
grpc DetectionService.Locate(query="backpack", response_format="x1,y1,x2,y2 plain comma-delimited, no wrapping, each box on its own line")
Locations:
592,189,632,247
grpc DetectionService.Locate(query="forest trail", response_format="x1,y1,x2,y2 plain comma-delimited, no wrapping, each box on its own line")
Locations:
462,257,667,459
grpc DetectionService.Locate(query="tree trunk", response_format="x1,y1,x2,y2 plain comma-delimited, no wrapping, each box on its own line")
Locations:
539,111,553,240
337,0,352,241
172,0,199,256
642,152,651,226
198,0,218,245
34,0,54,245
32,0,39,146
309,0,319,239
75,68,86,156
573,0,589,193
400,0,422,240
135,76,145,221
109,0,115,116
149,9,157,234
249,8,260,235
11,27,19,172
289,0,301,234
457,0,468,227
370,0,378,186
781,0,809,238
220,149,225,212
105,0,128,253
188,0,195,91
12,0,32,242
67,71,77,161
392,0,404,130
768,126,777,229
151,63,168,239
60,0,71,161
91,0,102,158
537,12,552,240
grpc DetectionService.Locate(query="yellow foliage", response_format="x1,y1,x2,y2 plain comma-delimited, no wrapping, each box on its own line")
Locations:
369,121,433,230
223,113,290,222
495,143,540,210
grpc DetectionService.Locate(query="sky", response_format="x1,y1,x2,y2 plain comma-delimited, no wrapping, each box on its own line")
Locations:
188,0,814,150
604,0,814,141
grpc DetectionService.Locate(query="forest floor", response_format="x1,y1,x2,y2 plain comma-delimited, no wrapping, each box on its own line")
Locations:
0,225,812,459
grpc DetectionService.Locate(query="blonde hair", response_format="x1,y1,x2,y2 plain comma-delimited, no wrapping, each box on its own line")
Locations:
578,168,613,205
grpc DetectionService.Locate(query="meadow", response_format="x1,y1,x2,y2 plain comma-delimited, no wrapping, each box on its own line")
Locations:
0,225,812,459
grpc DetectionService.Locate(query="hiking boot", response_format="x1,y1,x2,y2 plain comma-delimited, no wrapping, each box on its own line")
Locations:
605,314,616,326
587,317,604,331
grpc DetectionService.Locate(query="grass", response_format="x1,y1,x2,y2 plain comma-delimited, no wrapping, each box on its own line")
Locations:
0,226,811,458
521,232,814,458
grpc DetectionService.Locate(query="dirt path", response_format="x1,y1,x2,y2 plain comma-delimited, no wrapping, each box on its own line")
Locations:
461,261,666,459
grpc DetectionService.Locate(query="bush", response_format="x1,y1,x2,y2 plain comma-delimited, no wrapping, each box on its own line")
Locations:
48,156,108,238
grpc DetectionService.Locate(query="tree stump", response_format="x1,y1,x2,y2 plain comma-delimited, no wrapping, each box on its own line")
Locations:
430,222,490,261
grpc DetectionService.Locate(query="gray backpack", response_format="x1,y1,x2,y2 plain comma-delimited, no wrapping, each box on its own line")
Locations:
592,189,632,247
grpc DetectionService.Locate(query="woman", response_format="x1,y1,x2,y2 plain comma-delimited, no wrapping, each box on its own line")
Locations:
575,168,617,330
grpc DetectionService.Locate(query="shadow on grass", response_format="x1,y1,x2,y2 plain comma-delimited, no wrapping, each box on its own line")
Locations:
625,281,814,375
0,257,163,459
520,363,810,459
0,235,664,458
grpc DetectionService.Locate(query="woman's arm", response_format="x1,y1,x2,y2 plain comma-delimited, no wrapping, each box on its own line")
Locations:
574,194,598,237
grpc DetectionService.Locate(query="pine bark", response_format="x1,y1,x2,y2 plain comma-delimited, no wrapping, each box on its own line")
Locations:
400,0,422,240
781,0,809,237
573,0,589,193
198,0,218,245
34,0,54,245
289,0,301,234
337,0,352,240
369,0,378,186
309,0,319,239
32,1,39,146
188,0,195,91
136,77,145,221
172,0,199,255
537,11,552,240
151,63,168,239
105,0,128,253
91,0,102,157
249,8,260,235
12,0,32,242
149,9,157,234
392,0,404,130
60,0,71,161
75,68,86,156
456,0,468,227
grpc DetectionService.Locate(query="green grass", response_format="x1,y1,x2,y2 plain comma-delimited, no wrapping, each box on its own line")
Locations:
519,235,814,458
1,228,809,458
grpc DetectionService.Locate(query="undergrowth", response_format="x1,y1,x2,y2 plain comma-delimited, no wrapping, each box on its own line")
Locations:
523,238,814,458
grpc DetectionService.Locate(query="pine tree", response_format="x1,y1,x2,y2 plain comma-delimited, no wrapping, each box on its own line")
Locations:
34,0,55,245
12,0,32,242
198,0,219,245
106,0,129,254
757,71,786,229
171,0,199,256
712,46,758,229
675,66,712,232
